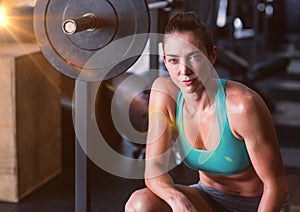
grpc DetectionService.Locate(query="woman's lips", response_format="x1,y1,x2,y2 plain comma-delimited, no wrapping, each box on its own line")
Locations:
182,78,195,86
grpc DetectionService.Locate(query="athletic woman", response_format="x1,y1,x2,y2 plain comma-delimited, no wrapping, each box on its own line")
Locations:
125,12,290,211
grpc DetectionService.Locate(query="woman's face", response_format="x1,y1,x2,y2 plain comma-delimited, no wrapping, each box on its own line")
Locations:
163,31,216,94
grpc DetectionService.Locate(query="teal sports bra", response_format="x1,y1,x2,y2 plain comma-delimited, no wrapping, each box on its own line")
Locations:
175,79,252,176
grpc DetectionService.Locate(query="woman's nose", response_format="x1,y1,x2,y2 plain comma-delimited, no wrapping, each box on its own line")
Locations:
179,61,192,75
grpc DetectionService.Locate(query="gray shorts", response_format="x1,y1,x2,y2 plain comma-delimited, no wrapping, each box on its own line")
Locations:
190,181,291,212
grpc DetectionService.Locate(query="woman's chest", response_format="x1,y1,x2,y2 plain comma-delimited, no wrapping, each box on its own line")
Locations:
182,108,220,150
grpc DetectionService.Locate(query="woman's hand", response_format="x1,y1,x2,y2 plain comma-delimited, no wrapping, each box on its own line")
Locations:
168,193,198,212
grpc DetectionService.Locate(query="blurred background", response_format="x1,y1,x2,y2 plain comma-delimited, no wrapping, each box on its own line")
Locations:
0,0,299,211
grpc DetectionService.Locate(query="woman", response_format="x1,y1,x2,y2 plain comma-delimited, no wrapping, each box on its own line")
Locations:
125,12,290,211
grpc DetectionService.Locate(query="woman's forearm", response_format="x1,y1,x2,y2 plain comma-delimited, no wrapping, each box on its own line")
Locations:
258,182,288,211
145,174,197,211
145,174,180,204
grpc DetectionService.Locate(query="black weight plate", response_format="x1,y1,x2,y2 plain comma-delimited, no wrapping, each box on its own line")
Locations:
34,0,150,81
63,0,118,51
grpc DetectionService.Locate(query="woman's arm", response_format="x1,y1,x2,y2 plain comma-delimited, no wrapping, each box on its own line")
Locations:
145,77,198,211
228,82,288,211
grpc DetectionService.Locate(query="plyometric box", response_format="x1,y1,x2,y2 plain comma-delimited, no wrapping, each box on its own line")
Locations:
0,43,61,202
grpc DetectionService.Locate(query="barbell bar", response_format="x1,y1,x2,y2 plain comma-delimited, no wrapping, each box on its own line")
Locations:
60,1,174,36
34,0,151,81
62,13,99,35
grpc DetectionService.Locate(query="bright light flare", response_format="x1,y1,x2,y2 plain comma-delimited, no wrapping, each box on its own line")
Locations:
0,7,8,27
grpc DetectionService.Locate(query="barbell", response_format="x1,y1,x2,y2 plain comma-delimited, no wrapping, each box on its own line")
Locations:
33,0,151,81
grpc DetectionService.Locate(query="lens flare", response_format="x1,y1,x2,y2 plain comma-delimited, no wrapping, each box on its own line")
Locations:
0,7,8,27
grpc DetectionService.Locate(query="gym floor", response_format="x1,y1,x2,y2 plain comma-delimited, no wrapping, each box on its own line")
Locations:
0,49,300,212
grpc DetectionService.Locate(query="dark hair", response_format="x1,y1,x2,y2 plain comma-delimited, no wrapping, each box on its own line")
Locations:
164,12,214,56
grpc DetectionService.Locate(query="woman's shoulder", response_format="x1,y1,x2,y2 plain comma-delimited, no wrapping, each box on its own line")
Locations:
152,76,176,89
148,76,179,120
225,79,267,114
151,76,179,101
224,79,271,139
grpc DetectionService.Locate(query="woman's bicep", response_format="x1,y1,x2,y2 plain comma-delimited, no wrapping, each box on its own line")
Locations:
233,93,285,183
145,79,177,178
146,76,177,157
237,95,288,210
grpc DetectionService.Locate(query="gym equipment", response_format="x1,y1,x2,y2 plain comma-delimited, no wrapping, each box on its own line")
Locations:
33,1,151,211
34,0,150,81
217,47,290,112
195,0,291,112
148,0,184,10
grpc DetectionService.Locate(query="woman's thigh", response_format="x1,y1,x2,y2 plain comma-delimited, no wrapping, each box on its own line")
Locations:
125,185,214,212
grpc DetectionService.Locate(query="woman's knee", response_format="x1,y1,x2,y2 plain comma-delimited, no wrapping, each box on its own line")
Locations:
125,189,149,212
125,188,170,212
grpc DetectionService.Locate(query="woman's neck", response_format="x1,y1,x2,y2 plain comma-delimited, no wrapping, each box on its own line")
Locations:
182,78,217,115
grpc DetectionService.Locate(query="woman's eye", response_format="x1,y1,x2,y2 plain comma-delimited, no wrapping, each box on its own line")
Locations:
190,54,201,61
168,58,179,64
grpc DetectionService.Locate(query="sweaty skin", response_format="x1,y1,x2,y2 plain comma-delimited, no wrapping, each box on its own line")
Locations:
125,31,288,212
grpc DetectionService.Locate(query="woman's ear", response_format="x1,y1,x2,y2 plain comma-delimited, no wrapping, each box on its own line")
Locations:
209,46,217,65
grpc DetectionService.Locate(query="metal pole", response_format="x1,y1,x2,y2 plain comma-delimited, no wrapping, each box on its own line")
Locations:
148,1,172,10
74,80,91,212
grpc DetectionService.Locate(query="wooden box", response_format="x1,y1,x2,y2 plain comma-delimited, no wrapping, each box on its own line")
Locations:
0,43,61,202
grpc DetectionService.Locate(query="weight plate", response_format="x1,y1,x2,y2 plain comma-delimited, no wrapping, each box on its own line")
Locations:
34,0,150,81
